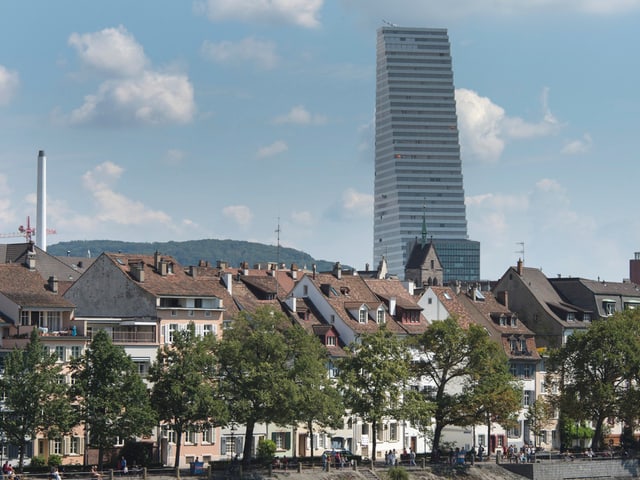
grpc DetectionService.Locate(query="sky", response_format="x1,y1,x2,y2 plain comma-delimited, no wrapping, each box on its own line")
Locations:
1,0,639,282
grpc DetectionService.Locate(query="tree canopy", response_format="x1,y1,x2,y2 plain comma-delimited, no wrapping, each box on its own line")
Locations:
70,330,157,468
217,307,334,466
338,326,412,461
0,330,75,470
547,310,640,450
412,317,520,458
149,323,227,468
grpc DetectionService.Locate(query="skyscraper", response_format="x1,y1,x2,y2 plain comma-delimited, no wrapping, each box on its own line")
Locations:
373,26,479,281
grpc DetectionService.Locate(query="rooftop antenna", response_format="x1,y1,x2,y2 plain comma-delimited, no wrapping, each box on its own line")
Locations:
515,242,525,264
421,198,427,248
275,218,281,299
382,19,398,27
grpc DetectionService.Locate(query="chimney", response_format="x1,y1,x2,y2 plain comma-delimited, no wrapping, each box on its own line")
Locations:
312,264,317,280
286,295,297,312
26,251,36,271
217,260,228,269
189,265,198,278
365,263,370,272
333,262,342,280
497,290,509,309
154,251,161,271
36,150,47,251
517,258,524,275
455,281,461,295
389,296,397,316
131,263,145,282
403,280,415,296
222,272,233,296
48,275,58,294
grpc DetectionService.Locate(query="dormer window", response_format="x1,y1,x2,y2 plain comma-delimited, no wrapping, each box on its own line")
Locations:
376,308,385,324
499,316,506,326
520,339,527,352
583,313,591,322
326,335,336,346
359,307,368,324
566,312,575,321
510,316,517,327
603,301,616,316
510,338,517,352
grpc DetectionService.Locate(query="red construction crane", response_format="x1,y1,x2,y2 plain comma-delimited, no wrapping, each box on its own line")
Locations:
0,216,57,242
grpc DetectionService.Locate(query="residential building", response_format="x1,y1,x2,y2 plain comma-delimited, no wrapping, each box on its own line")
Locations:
549,276,640,320
373,26,479,280
493,260,589,349
64,252,234,467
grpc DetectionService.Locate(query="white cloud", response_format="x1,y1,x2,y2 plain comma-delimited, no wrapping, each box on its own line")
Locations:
562,133,593,155
223,205,253,226
65,27,195,126
455,88,562,163
68,26,148,77
291,210,313,226
81,162,172,225
342,188,373,218
272,105,327,125
0,65,19,106
201,37,279,69
164,149,186,166
257,140,288,158
194,0,323,28
0,174,13,224
69,71,195,126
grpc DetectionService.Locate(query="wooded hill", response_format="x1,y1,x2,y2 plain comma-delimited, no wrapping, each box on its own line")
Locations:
47,239,338,272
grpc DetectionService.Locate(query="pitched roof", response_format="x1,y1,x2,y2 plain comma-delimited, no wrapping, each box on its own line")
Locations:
428,286,473,328
104,253,224,297
405,239,441,270
307,272,406,335
455,290,540,361
364,278,429,335
0,264,74,309
0,243,90,282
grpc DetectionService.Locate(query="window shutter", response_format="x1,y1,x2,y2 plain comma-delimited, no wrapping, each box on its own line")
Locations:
235,437,243,455
271,432,276,443
220,437,226,454
285,432,291,450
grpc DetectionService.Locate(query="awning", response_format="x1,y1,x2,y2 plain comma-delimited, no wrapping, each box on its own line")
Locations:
119,321,157,326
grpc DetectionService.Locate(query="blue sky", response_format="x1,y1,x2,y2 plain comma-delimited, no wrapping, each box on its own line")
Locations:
0,0,638,282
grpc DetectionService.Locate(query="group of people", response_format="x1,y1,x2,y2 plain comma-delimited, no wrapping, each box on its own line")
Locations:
321,450,345,471
384,448,417,467
2,461,15,478
506,444,536,463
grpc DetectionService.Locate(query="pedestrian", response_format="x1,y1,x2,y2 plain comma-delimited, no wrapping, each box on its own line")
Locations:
409,448,416,466
322,451,328,471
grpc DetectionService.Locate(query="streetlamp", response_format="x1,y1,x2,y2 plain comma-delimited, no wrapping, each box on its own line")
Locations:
229,424,236,460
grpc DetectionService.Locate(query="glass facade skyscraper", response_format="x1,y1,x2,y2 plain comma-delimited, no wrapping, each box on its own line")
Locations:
373,26,479,281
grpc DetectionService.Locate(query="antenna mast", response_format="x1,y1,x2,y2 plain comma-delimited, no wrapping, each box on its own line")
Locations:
515,242,525,264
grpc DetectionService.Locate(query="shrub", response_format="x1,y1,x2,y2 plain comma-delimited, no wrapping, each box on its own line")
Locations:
387,466,409,480
30,456,47,468
47,455,62,467
257,439,276,465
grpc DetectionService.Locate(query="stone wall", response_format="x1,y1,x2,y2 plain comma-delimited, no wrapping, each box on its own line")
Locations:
500,459,640,480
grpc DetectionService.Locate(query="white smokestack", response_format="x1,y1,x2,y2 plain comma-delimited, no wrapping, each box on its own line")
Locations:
37,150,46,251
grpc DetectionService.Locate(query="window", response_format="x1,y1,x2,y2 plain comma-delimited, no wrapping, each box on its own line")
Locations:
510,316,517,327
168,324,178,343
303,285,309,296
583,313,591,322
53,438,62,455
523,364,532,379
428,298,433,305
55,346,65,362
507,422,521,438
186,431,197,445
359,308,367,324
326,335,336,346
70,436,81,455
203,324,216,336
376,425,384,442
510,364,517,377
603,301,616,316
167,429,176,444
20,310,30,326
523,390,533,406
540,381,546,394
202,428,212,444
509,339,517,352
171,310,177,317
566,312,575,321
377,309,385,324
520,339,527,352
205,310,211,317
499,316,506,326
71,346,81,359
478,435,486,448
272,432,289,450
389,422,398,441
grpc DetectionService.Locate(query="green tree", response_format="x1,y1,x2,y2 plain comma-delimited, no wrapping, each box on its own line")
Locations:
217,307,319,466
70,330,157,468
548,311,640,450
338,326,412,461
286,326,344,458
525,399,553,448
149,323,227,468
0,330,75,470
412,317,517,458
463,341,521,449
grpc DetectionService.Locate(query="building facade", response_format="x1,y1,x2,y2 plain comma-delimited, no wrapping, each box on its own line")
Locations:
373,26,478,280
